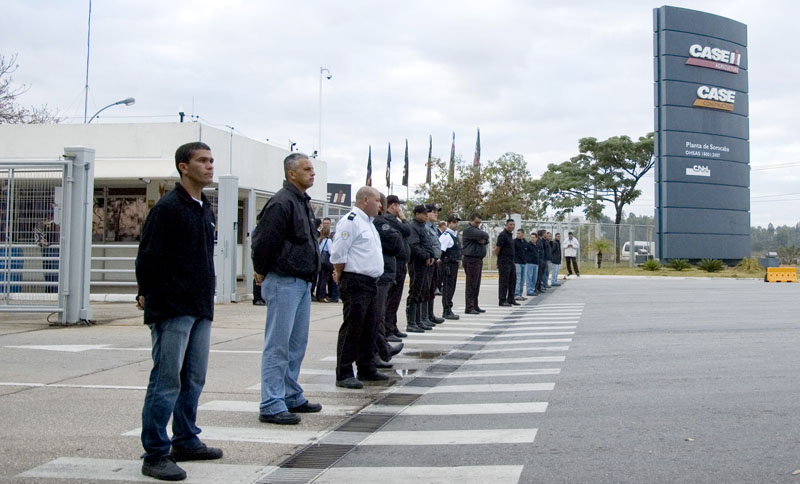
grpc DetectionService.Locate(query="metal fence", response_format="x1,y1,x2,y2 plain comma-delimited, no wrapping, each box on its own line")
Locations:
466,220,655,271
0,162,68,311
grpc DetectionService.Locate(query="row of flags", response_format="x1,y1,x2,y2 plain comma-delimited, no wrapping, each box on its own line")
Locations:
366,128,481,188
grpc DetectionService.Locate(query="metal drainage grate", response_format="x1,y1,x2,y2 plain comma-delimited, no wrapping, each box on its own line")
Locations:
280,444,354,469
404,377,442,387
336,413,394,432
256,467,323,484
377,392,421,406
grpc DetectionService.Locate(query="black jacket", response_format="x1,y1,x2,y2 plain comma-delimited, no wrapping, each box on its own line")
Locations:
524,240,540,265
408,218,435,262
496,229,515,259
251,181,320,282
537,238,550,262
384,213,411,264
441,231,462,263
462,224,489,258
136,183,216,325
374,214,404,284
551,239,562,264
514,238,528,264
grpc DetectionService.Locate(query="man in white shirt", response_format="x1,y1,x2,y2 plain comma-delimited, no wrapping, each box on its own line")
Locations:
330,186,385,389
439,214,462,320
564,231,580,277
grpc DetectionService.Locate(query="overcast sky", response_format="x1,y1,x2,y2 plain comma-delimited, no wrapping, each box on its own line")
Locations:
3,0,798,227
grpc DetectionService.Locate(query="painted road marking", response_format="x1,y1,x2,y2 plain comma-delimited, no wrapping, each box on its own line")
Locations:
198,400,358,416
123,426,323,445
362,401,548,415
357,428,538,445
313,466,523,484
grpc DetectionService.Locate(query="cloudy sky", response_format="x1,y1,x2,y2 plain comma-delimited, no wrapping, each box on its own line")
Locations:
3,0,797,227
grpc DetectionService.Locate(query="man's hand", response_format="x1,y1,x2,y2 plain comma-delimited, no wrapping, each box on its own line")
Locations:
136,296,145,311
426,258,434,266
254,272,264,285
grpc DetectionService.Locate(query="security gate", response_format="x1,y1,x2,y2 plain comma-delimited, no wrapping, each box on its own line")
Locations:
0,147,95,324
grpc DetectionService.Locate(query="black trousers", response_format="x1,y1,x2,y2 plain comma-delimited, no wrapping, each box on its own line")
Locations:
407,259,429,305
425,260,440,302
497,256,516,303
536,260,547,291
462,256,483,312
385,262,407,333
442,261,459,311
315,265,333,299
252,279,264,303
565,256,580,275
373,281,393,361
336,273,378,380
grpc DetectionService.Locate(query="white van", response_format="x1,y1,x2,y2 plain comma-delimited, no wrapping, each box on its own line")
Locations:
621,241,654,261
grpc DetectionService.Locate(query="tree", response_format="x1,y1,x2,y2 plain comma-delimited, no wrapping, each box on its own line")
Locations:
413,155,483,218
481,152,543,219
0,53,61,124
534,132,654,260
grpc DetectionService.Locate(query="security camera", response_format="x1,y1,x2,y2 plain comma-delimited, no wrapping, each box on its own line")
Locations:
325,73,332,80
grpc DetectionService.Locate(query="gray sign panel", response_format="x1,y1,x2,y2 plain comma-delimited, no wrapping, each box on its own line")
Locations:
654,6,749,260
658,132,749,164
662,183,749,211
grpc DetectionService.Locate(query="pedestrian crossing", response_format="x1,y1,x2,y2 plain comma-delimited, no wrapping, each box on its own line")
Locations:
17,299,585,484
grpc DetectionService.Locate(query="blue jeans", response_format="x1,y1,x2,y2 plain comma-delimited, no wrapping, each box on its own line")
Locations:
551,263,561,285
141,315,211,463
514,263,525,297
525,263,538,295
260,273,311,415
542,263,550,287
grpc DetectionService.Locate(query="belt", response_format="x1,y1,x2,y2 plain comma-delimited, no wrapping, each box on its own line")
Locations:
342,272,378,282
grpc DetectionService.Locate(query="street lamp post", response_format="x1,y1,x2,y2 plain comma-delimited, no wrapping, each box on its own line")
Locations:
224,125,234,173
318,67,332,158
87,97,135,124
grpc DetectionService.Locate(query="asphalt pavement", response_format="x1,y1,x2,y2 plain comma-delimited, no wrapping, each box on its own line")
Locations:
0,274,798,484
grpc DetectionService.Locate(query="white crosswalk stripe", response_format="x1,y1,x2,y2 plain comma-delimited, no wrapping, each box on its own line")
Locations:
312,465,524,484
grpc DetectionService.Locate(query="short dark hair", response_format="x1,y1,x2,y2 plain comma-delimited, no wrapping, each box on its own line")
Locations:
323,217,331,222
506,218,515,224
516,229,524,233
284,152,309,177
568,231,574,236
469,213,482,221
175,142,211,177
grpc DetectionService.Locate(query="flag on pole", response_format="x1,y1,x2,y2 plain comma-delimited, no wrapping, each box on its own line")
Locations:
402,139,409,187
366,145,372,186
386,142,391,188
473,127,481,171
448,131,455,183
425,135,432,184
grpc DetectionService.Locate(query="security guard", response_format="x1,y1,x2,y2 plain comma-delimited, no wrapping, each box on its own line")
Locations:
439,214,462,320
330,186,385,389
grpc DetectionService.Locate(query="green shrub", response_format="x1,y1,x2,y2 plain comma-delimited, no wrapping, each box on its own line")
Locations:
668,259,690,271
698,258,724,272
734,257,763,272
642,259,661,271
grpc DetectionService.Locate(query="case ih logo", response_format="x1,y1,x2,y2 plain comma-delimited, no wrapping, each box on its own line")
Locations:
686,44,741,73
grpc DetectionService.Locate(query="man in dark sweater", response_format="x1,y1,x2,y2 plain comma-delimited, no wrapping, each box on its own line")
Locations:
383,195,411,339
252,153,321,425
462,213,489,314
495,219,518,306
136,142,222,481
513,228,528,301
550,232,563,286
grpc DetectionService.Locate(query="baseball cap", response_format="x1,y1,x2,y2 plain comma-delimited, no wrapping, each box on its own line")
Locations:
413,204,427,214
447,214,460,223
425,203,441,212
386,195,405,205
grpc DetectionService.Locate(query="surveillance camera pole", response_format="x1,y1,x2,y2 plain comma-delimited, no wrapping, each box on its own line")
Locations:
319,67,332,159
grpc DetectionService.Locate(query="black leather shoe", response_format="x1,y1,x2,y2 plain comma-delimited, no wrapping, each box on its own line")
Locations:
389,342,404,356
358,372,390,381
374,357,393,369
387,334,402,343
393,329,408,338
170,442,223,462
443,311,460,320
259,411,301,425
288,401,322,413
336,377,364,389
142,456,186,481
515,296,526,301
476,307,486,313
252,300,265,306
465,309,480,315
510,300,521,306
406,324,424,333
499,301,512,307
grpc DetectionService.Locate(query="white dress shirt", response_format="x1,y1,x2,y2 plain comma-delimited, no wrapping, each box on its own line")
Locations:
439,227,457,252
330,206,383,278
564,237,579,257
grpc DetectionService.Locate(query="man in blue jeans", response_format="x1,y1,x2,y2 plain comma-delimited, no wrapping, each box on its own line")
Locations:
136,142,222,481
525,232,539,296
252,153,322,425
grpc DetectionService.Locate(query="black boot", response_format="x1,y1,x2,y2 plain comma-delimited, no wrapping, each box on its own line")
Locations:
443,307,460,320
405,305,424,333
428,300,444,324
418,303,433,330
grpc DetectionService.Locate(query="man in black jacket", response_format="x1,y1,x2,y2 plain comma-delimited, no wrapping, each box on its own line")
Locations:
439,214,462,320
251,153,321,426
535,229,549,294
462,213,489,314
513,228,528,301
406,205,435,332
383,195,411,339
495,219,517,306
136,142,222,481
371,193,404,368
550,232,563,286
